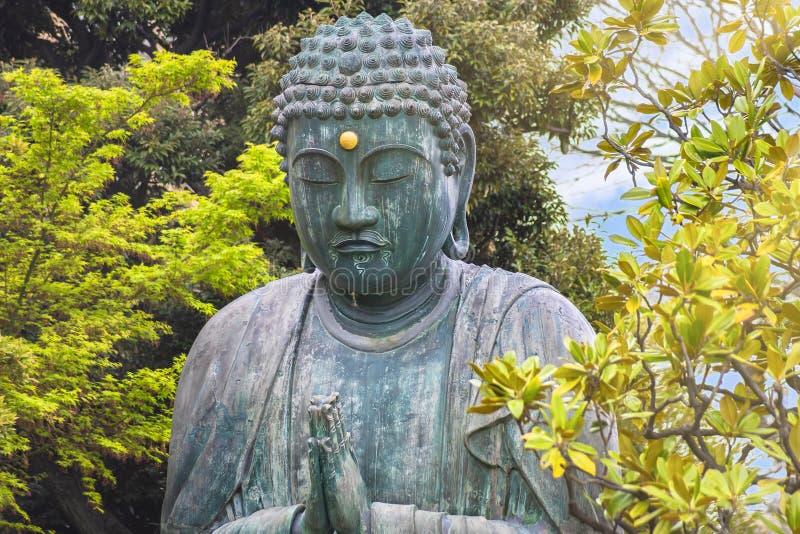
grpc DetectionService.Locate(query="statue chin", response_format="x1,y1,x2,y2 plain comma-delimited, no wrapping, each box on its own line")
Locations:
325,255,446,297
327,267,399,297
325,254,398,295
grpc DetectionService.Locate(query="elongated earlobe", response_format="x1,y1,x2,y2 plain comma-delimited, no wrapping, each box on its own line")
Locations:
442,222,469,260
443,124,475,260
301,248,317,273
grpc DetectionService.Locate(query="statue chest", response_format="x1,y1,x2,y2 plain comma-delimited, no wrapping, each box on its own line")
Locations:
287,303,457,508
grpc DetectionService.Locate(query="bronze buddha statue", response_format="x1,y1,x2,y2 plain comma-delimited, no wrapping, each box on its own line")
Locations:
161,12,599,534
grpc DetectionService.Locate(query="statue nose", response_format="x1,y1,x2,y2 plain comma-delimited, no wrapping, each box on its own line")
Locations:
332,204,379,230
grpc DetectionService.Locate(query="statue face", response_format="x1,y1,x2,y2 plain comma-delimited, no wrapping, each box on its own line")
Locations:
287,115,458,296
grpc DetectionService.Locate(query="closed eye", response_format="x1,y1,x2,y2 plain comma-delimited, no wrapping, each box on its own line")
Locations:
363,146,424,184
372,169,412,183
292,149,342,184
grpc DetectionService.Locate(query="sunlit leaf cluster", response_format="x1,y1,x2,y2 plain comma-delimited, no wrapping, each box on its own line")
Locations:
0,52,289,530
472,0,800,532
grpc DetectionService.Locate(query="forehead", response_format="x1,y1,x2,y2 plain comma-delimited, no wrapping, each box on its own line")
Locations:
286,115,438,158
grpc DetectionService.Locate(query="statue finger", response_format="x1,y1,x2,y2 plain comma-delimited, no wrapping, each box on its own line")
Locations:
321,403,340,449
310,393,327,406
305,439,331,533
343,431,357,460
315,391,338,408
307,439,327,497
318,437,341,482
308,404,326,439
307,438,321,478
310,394,328,407
330,402,346,444
317,437,332,479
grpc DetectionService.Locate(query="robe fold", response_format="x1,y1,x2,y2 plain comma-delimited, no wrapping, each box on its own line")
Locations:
161,259,600,533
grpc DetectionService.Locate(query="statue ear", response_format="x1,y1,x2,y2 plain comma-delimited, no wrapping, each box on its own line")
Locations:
301,247,316,273
442,124,476,260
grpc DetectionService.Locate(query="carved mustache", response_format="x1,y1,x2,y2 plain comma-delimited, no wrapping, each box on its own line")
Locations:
329,230,391,248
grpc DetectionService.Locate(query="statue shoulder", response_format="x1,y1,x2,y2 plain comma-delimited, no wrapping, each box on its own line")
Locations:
194,271,317,346
179,271,317,388
485,268,595,362
171,271,317,442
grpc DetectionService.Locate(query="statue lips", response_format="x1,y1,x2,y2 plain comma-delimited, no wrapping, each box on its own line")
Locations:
330,230,390,254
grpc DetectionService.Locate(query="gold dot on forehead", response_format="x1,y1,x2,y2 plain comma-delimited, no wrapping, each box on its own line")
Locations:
339,131,358,150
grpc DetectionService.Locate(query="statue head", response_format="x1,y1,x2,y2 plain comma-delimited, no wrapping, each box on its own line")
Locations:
272,12,475,298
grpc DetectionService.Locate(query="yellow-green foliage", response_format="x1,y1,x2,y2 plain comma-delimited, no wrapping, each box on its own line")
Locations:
471,0,800,532
0,51,290,529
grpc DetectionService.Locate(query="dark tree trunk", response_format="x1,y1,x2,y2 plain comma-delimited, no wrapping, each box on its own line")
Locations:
40,466,135,534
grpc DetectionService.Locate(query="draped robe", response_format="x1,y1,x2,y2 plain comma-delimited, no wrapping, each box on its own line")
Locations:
161,259,599,533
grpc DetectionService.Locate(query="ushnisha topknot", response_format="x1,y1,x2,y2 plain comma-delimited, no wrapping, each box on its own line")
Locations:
270,12,471,176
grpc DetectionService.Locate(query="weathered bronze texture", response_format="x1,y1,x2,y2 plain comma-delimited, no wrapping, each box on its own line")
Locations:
162,12,600,534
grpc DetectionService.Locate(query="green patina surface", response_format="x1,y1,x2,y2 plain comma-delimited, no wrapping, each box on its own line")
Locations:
161,12,600,534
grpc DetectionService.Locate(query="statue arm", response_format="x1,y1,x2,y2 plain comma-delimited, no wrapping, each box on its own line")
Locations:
494,287,607,530
210,504,305,534
366,503,550,533
162,275,318,533
162,503,304,534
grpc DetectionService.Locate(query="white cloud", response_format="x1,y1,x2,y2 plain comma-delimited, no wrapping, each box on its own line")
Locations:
551,0,723,225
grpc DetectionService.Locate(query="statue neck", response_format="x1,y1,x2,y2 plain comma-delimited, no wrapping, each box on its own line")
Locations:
318,254,457,348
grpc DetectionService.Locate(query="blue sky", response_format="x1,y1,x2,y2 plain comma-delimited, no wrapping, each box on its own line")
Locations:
550,0,725,259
